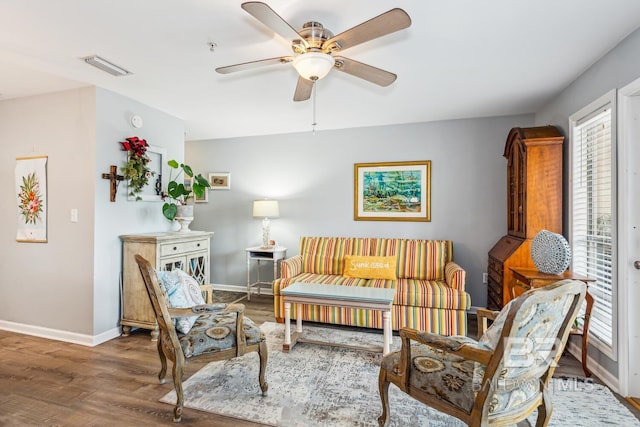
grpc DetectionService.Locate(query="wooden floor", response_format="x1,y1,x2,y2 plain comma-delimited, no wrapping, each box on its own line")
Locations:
0,293,637,426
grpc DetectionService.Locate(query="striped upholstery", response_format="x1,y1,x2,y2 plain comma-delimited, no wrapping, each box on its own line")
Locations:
445,261,466,290
274,277,469,310
368,238,451,280
273,272,369,294
273,237,470,335
393,278,469,309
300,237,369,275
271,302,467,336
280,254,303,278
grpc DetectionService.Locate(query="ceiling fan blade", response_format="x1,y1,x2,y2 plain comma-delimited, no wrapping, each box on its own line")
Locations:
333,56,397,87
215,56,293,74
293,76,314,102
241,2,309,49
323,8,411,52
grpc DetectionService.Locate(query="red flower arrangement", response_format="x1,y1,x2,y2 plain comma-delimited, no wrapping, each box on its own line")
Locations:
120,136,155,200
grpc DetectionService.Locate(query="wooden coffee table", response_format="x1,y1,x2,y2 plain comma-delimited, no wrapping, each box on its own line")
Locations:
280,282,395,355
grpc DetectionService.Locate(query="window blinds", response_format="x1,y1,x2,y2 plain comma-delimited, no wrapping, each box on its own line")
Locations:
571,105,614,348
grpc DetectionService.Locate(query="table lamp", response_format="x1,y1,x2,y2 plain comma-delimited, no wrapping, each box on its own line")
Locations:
253,199,279,248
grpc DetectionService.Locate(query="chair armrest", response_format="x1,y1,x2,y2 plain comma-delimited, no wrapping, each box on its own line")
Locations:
280,255,303,278
167,303,228,318
399,328,492,365
224,303,245,313
445,261,466,291
167,303,245,317
476,308,500,339
191,303,227,313
226,304,247,356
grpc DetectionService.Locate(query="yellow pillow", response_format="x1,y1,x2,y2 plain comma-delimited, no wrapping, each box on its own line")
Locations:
343,255,397,280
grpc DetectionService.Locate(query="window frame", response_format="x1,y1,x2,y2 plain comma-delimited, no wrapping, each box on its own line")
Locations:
568,89,618,360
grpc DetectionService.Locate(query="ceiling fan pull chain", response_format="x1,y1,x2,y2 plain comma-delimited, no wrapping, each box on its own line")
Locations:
312,79,317,134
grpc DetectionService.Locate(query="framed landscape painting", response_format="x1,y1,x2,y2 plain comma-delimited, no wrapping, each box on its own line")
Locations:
354,160,431,222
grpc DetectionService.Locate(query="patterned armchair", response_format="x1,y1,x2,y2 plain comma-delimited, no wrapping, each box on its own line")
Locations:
135,255,268,422
378,279,586,426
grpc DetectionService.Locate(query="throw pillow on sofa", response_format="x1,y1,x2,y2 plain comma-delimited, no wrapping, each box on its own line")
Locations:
155,268,205,334
343,255,397,280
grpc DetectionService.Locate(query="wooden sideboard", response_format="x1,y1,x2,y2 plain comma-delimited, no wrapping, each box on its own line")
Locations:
120,231,214,339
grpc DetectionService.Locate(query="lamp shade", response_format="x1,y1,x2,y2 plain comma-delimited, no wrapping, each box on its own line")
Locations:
293,52,335,81
253,200,279,218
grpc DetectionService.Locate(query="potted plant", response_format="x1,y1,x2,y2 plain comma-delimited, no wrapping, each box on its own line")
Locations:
162,160,210,221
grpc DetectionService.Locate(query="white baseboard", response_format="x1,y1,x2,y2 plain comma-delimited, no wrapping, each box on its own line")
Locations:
0,320,121,347
0,283,273,347
566,340,620,393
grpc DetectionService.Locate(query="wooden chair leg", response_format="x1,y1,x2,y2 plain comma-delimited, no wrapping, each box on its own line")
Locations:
535,391,553,427
258,339,269,395
157,338,167,384
171,362,185,422
378,368,391,427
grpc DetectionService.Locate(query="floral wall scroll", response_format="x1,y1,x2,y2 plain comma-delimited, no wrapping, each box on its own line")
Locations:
16,156,48,242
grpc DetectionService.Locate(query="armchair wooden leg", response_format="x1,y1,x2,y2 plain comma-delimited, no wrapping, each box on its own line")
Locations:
258,339,269,395
378,368,391,427
171,362,185,422
157,338,167,384
535,391,553,427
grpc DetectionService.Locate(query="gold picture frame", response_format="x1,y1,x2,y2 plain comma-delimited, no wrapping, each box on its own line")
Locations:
354,160,431,222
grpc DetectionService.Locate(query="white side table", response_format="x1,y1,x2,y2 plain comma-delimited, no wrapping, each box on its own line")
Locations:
245,246,287,300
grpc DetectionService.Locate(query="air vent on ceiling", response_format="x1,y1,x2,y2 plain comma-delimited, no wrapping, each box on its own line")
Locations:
82,55,132,76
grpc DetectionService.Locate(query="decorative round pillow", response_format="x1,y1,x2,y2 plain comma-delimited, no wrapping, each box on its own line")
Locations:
530,230,572,274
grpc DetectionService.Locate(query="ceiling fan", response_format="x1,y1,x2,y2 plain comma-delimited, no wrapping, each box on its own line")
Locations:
215,2,411,102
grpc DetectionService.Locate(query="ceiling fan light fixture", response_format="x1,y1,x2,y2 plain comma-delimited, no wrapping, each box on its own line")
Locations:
293,52,335,81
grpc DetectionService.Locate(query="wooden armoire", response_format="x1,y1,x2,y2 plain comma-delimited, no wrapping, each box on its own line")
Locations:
487,126,564,310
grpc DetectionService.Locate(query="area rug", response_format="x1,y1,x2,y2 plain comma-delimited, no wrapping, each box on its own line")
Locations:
160,322,640,426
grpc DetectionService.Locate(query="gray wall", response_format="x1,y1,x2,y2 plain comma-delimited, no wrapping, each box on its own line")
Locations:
93,87,185,336
187,113,534,308
0,88,96,336
0,87,184,342
535,27,640,379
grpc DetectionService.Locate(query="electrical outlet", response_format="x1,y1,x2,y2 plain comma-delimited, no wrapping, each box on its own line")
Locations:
482,272,488,284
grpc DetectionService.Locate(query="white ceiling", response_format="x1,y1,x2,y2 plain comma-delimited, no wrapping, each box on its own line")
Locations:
1,1,640,141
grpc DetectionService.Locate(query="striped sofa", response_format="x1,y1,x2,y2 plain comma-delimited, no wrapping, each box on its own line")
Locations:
272,236,471,336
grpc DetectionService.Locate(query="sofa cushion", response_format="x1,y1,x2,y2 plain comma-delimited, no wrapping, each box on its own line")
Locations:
385,278,470,310
343,255,397,280
368,239,451,280
179,311,263,358
300,237,368,275
273,272,369,295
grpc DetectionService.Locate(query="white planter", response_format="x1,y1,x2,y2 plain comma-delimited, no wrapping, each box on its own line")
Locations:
176,204,193,218
175,204,194,232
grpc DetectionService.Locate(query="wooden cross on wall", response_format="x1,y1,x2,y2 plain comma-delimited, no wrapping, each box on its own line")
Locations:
102,165,124,202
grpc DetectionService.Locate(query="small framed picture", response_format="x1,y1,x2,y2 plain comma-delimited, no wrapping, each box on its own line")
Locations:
194,187,208,203
209,172,231,190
